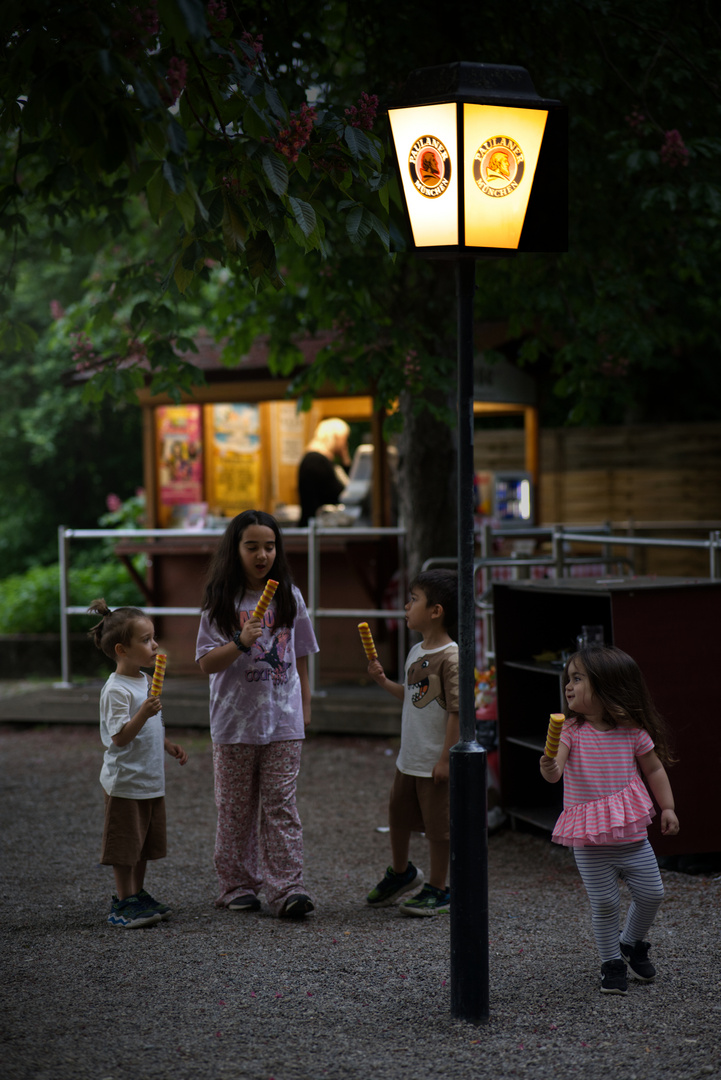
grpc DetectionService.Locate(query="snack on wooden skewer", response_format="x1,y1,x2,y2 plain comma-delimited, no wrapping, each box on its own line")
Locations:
253,579,278,620
357,622,378,660
544,712,565,758
150,654,167,697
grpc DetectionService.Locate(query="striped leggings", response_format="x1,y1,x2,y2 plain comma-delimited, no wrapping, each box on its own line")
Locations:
573,840,664,962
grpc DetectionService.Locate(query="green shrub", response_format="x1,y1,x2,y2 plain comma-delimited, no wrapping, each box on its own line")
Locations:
0,561,145,634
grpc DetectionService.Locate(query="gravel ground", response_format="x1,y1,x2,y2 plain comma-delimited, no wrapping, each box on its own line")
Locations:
1,722,720,1080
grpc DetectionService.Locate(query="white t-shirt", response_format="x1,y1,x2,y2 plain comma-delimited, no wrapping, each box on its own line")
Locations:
99,672,165,798
395,640,459,777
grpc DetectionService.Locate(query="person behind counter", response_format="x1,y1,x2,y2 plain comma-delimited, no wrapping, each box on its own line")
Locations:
297,417,351,526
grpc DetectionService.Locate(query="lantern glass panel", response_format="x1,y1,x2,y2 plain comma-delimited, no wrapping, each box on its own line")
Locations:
463,104,548,250
388,102,459,248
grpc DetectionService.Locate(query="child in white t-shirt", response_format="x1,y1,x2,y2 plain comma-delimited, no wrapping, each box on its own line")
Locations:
88,599,188,929
365,569,459,917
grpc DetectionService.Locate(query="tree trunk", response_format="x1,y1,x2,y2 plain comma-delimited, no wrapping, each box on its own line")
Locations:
397,387,457,580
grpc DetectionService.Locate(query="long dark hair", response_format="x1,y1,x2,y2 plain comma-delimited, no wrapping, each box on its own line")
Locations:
201,510,297,639
563,645,676,765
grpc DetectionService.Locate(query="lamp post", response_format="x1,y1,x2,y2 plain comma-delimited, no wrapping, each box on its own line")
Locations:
388,62,567,1025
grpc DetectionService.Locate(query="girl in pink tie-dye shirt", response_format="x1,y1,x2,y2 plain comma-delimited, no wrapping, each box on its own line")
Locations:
196,510,318,919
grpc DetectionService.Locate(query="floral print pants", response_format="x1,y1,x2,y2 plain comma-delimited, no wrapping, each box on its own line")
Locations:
213,739,306,914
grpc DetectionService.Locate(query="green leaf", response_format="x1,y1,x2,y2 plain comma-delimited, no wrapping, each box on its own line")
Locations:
243,103,273,140
345,205,373,244
366,210,389,250
175,188,197,231
181,240,204,270
133,75,163,111
127,160,161,196
157,0,207,43
163,160,186,195
344,125,379,165
173,256,195,294
295,154,311,182
261,152,289,197
221,196,246,253
14,322,38,351
246,231,278,283
146,169,174,221
263,85,287,123
288,196,317,238
166,118,188,156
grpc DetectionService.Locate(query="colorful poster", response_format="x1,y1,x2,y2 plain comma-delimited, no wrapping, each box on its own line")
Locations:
157,405,203,506
209,404,261,511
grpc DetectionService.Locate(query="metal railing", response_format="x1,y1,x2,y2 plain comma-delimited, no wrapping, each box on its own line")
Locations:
424,521,721,667
58,519,719,687
305,517,407,695
57,521,407,692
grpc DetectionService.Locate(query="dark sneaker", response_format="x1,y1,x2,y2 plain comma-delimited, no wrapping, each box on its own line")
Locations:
137,888,172,920
620,939,656,981
366,863,424,907
279,894,315,918
600,959,628,995
399,883,451,917
107,894,162,929
227,894,261,912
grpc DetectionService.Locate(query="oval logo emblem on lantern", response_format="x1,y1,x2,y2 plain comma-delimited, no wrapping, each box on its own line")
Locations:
409,136,452,198
473,136,525,198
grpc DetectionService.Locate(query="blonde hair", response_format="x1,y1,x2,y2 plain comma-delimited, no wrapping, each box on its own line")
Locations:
307,418,350,455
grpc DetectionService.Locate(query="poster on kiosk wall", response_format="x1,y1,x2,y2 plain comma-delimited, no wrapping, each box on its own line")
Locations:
206,403,262,515
157,405,204,508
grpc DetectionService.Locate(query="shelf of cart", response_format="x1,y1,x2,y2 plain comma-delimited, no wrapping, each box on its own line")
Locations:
504,660,565,676
505,805,560,833
505,735,547,753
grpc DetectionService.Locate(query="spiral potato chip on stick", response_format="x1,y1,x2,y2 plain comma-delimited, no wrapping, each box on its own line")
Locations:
253,579,278,621
357,622,378,660
150,653,167,697
544,712,565,758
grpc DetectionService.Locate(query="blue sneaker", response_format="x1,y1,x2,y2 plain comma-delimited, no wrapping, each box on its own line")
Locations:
137,888,172,921
108,894,162,929
399,883,450,917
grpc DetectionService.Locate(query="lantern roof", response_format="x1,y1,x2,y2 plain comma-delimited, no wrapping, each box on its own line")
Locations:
393,61,559,110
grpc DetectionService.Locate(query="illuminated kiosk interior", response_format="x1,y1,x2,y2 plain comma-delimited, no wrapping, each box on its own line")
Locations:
126,331,539,679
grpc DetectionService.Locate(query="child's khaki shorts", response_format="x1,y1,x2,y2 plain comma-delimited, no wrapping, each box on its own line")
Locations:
100,793,167,866
388,768,450,842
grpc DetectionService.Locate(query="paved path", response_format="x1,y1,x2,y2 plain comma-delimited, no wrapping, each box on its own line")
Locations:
0,678,401,734
2,722,720,1080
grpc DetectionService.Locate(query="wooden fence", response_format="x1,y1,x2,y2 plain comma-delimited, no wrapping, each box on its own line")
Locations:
474,422,721,577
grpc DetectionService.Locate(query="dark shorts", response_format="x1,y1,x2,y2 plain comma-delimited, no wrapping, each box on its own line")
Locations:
100,793,167,866
388,768,450,843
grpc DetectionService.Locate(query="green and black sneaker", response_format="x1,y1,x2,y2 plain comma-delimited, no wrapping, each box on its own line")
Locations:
399,883,450,917
366,862,424,907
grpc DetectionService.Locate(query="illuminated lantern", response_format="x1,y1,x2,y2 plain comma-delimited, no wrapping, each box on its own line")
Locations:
388,62,567,257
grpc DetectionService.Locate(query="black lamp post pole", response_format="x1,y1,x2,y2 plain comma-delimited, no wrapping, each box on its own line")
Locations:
449,257,489,1025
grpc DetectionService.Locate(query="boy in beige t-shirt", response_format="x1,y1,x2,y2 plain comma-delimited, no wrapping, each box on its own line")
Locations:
365,569,459,916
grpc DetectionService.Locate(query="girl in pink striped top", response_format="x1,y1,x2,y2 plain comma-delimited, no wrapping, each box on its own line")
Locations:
540,645,679,995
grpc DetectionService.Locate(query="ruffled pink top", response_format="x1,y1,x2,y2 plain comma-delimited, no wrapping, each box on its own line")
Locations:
552,720,656,848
